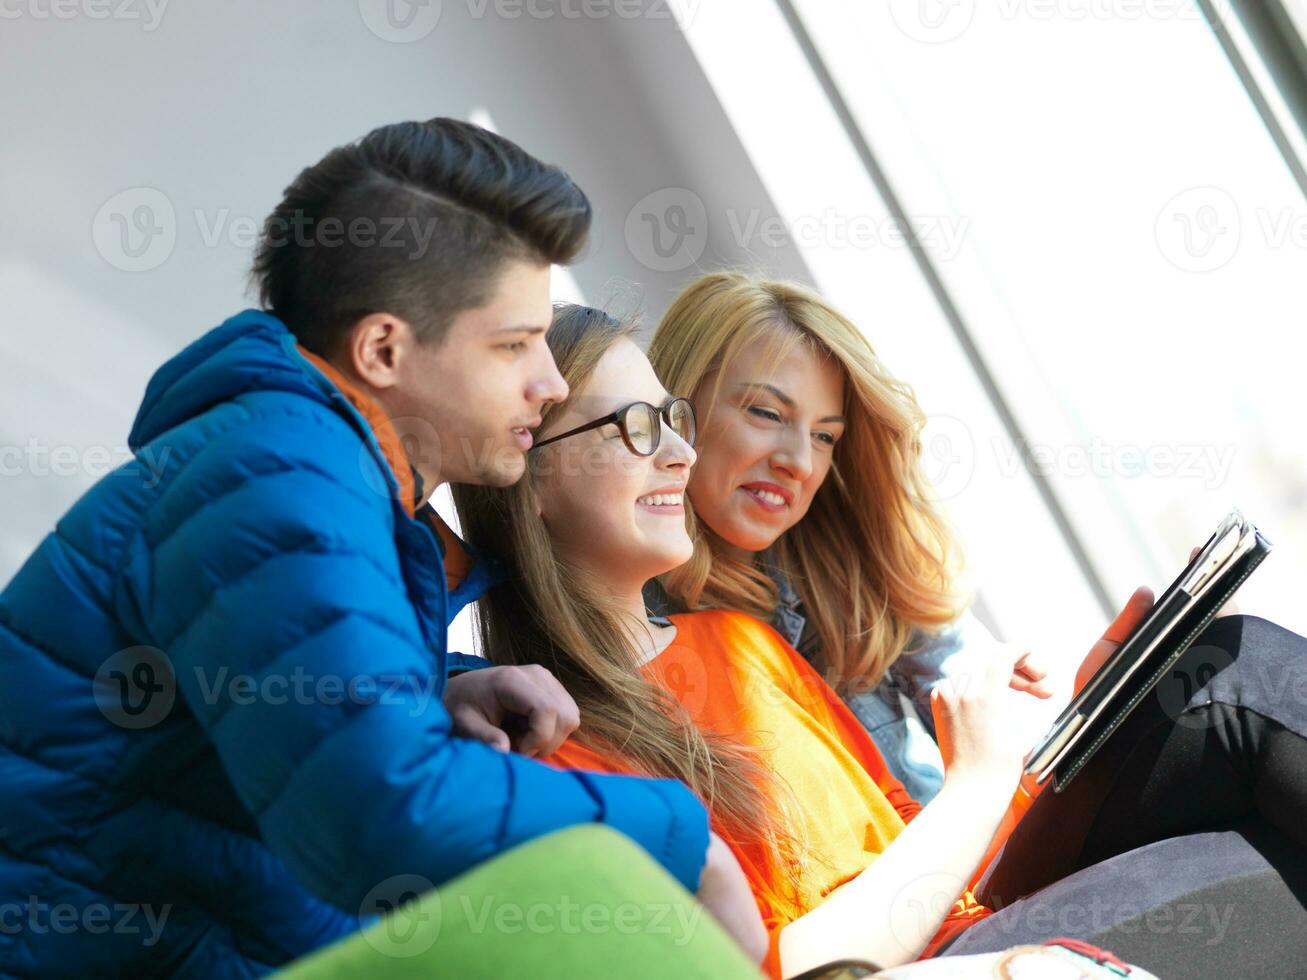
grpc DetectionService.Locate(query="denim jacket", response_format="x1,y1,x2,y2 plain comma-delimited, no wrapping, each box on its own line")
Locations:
644,569,997,804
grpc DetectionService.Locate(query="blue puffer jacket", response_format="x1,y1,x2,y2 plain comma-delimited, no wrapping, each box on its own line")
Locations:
0,310,710,978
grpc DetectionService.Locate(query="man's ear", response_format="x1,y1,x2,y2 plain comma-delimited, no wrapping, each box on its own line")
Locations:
341,312,417,391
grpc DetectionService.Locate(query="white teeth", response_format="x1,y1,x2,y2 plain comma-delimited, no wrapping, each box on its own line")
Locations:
637,492,683,507
746,488,785,506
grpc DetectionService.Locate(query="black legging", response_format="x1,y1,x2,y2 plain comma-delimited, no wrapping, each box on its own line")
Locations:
976,613,1307,906
934,614,1307,977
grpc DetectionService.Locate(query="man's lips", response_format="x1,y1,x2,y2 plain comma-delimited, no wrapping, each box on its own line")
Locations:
511,418,542,450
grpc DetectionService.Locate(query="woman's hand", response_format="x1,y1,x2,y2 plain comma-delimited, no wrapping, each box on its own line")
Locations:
1073,586,1155,697
1074,545,1246,697
1007,647,1054,699
930,643,1035,790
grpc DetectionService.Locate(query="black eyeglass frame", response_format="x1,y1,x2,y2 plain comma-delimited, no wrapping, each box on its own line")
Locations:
530,397,697,457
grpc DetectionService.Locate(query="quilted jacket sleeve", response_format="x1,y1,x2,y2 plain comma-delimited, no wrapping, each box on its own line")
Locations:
131,402,710,909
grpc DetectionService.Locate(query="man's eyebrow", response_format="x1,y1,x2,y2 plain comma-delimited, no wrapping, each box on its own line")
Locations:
736,381,846,424
494,324,548,334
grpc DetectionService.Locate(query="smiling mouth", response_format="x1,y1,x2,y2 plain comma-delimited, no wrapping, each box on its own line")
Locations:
636,491,684,509
741,487,788,507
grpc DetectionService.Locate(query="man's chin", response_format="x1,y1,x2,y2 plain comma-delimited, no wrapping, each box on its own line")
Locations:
473,452,528,488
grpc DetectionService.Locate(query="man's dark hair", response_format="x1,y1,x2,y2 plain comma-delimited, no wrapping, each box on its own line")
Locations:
251,117,591,355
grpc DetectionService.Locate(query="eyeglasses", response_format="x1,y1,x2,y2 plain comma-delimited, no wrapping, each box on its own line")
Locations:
532,397,697,457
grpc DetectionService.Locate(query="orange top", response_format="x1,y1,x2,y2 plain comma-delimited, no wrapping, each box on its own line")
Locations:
546,609,993,976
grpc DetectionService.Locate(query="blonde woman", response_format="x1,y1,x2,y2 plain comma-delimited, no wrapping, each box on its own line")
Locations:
644,270,1048,804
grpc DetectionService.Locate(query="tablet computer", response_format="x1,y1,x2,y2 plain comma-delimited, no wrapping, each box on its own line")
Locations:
1025,507,1272,792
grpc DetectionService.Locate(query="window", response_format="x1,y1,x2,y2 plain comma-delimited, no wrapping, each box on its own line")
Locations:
677,0,1307,686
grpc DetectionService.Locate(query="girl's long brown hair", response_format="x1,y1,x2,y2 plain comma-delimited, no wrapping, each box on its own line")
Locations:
647,271,970,695
452,304,802,909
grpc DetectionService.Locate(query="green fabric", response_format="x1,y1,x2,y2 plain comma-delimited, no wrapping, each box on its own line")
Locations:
278,825,762,979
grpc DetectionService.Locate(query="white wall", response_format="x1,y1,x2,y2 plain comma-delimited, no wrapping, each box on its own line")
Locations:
0,0,810,588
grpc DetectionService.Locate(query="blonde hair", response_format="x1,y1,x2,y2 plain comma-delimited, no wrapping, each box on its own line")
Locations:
648,270,970,694
452,303,802,907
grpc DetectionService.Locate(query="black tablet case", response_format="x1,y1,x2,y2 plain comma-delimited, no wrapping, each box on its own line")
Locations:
1052,527,1272,792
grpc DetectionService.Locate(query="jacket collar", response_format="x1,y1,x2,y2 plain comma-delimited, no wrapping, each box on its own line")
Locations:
295,344,478,591
295,345,419,516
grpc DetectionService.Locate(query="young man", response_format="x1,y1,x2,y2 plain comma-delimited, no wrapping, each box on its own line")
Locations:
0,119,758,976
